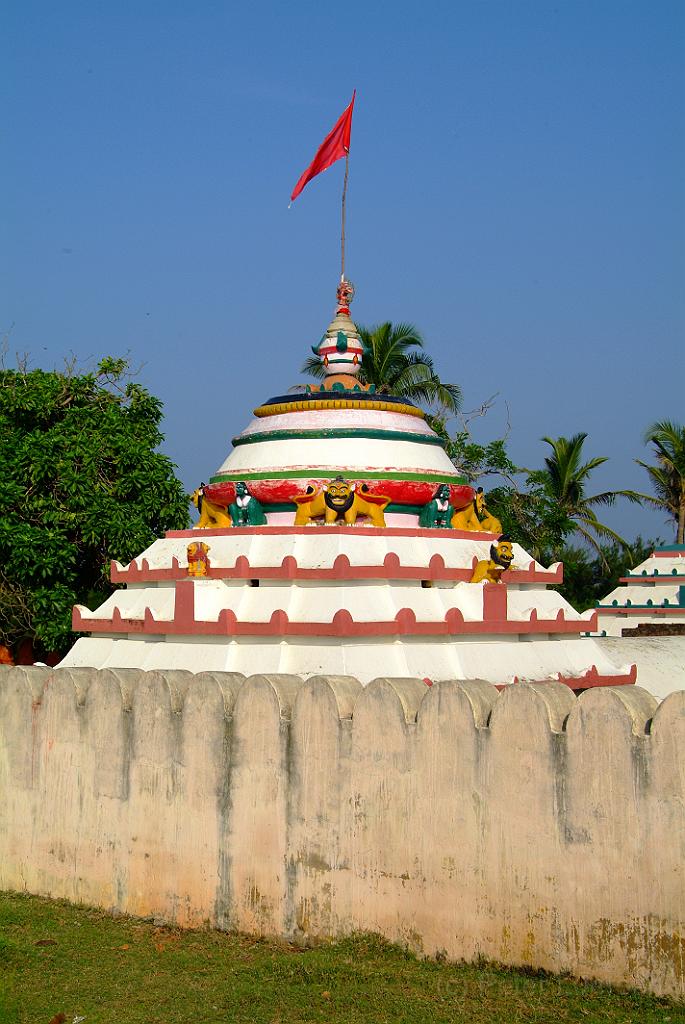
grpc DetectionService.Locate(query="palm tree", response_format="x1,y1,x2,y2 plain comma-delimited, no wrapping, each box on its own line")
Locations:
533,433,643,560
301,322,462,415
636,420,685,543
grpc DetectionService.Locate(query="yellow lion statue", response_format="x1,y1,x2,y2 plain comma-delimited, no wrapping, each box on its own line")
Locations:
470,536,515,584
191,484,232,529
451,487,502,533
187,542,211,577
294,476,390,527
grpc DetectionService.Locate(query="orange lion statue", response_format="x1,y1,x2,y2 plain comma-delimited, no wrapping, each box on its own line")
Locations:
294,476,390,527
470,536,515,584
191,484,232,530
451,487,502,533
187,541,211,577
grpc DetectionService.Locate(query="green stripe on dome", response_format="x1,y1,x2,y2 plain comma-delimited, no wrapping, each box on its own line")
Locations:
231,428,444,447
210,468,467,484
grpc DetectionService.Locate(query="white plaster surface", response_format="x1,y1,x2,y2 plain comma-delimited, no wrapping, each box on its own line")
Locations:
122,533,553,576
596,637,685,700
239,408,436,436
623,554,685,576
60,634,626,684
590,548,685,636
600,583,684,605
0,668,682,998
79,577,591,626
594,613,685,637
81,584,175,621
216,437,459,476
65,532,604,684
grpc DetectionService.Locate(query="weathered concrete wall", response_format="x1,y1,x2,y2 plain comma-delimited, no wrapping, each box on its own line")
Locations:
0,665,683,998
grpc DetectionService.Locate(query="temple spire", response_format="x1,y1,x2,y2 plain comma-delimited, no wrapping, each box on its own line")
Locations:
309,279,365,381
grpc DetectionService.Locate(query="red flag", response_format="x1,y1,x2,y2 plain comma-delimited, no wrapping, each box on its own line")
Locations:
290,91,356,202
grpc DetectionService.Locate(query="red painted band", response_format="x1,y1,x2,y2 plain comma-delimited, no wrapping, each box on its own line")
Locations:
618,575,685,583
73,582,596,638
596,606,685,616
203,480,475,509
510,664,637,689
168,525,501,540
110,554,563,586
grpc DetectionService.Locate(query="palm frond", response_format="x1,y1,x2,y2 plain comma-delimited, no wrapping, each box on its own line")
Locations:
572,523,607,564
575,511,631,549
582,492,617,509
299,319,462,415
636,456,681,519
584,489,645,508
399,351,437,372
644,420,685,458
300,355,327,380
626,487,671,510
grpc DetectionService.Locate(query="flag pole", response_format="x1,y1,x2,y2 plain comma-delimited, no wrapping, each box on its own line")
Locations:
340,151,350,282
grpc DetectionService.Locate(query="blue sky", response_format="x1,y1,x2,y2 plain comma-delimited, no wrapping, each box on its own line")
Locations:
3,1,684,543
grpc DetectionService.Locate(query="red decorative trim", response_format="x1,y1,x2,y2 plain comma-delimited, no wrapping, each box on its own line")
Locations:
653,550,685,558
73,582,597,639
110,554,563,586
555,663,637,688
483,582,507,620
508,663,637,690
167,525,501,540
616,575,685,583
596,606,685,616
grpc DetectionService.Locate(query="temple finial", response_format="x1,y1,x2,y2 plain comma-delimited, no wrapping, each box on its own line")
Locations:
336,278,355,315
311,280,364,378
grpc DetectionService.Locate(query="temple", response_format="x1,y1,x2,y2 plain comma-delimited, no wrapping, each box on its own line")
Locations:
591,544,685,637
59,282,636,688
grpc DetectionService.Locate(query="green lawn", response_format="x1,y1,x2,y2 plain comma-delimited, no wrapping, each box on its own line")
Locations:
0,892,681,1024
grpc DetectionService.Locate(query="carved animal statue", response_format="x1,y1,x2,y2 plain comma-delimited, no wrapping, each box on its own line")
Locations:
419,484,454,528
191,484,232,529
187,541,211,577
229,481,267,526
470,536,515,584
451,487,502,533
294,476,390,527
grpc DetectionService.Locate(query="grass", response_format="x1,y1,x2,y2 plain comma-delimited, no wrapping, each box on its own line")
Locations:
0,892,682,1024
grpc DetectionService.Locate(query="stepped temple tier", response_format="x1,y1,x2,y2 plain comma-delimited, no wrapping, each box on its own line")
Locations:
590,544,685,637
60,282,636,688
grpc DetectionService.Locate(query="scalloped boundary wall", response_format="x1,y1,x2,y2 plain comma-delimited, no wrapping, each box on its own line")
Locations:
0,666,683,998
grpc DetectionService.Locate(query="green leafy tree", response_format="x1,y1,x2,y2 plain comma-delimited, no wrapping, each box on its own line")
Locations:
428,411,519,484
448,431,648,571
636,420,685,544
486,481,573,560
528,433,643,560
545,537,656,611
430,404,573,558
549,544,595,611
0,357,189,657
302,322,462,414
